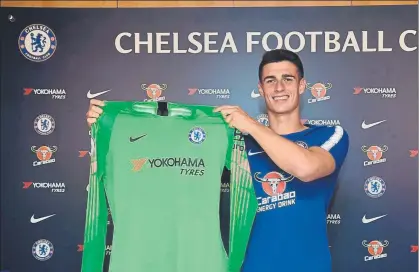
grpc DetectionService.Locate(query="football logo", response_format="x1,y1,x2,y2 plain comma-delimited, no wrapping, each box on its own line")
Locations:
364,176,386,198
256,114,269,126
18,24,57,62
188,127,206,144
295,141,308,149
32,239,54,261
34,114,55,135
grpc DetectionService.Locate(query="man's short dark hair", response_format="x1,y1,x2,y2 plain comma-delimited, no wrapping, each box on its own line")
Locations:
258,49,304,82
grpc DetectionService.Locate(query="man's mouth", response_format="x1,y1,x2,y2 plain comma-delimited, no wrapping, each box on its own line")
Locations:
272,95,289,101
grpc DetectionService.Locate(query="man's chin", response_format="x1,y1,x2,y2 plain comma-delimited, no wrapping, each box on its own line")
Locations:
266,106,293,115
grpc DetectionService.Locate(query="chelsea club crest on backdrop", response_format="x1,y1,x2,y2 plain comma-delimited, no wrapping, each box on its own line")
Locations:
18,24,57,62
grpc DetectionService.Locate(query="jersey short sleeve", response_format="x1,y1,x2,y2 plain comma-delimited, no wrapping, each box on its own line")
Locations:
316,125,349,170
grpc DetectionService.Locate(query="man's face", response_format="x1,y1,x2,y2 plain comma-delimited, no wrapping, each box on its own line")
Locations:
258,61,306,115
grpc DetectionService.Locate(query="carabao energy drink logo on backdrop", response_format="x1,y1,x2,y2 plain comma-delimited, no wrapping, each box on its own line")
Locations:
307,82,333,104
141,84,167,101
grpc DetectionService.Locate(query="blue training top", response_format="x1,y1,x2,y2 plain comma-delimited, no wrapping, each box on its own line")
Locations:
241,124,349,272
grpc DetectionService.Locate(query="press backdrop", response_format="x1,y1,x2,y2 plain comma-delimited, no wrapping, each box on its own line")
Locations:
1,5,418,272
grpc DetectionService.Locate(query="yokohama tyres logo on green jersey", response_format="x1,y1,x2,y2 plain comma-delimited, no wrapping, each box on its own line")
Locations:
132,157,206,176
22,181,65,193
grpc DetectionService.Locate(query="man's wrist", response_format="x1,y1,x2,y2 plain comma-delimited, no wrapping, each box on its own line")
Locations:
246,119,265,136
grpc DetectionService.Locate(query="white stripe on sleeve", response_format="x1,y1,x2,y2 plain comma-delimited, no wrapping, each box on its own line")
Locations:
320,126,344,151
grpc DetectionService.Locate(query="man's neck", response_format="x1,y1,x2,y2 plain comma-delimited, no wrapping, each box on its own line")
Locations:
267,110,307,135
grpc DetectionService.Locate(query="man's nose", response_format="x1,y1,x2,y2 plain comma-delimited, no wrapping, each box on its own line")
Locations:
274,81,285,92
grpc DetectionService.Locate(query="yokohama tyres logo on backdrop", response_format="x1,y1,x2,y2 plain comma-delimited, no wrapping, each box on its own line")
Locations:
23,181,66,193
23,88,66,99
258,117,341,127
301,119,340,126
353,86,397,99
188,88,230,99
327,213,341,224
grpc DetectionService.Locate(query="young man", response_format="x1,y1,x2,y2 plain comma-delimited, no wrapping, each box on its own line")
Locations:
214,49,349,272
86,49,349,271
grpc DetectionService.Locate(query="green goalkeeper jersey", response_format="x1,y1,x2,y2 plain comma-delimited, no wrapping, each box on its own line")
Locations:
81,101,257,272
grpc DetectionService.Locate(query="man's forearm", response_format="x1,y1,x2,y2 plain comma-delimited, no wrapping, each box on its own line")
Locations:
247,123,315,181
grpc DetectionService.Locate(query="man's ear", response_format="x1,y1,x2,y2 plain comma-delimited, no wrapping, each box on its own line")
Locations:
258,82,264,96
298,78,307,95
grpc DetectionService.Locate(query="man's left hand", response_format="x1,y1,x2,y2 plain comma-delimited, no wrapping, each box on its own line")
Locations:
214,105,260,133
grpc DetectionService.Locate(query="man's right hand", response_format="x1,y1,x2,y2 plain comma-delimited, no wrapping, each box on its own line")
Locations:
86,99,105,127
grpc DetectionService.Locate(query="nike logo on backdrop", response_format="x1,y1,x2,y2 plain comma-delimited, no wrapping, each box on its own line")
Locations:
362,214,387,224
361,120,386,129
87,89,111,99
251,90,260,98
130,134,147,142
248,150,264,156
30,214,56,223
